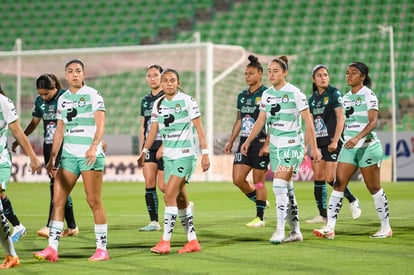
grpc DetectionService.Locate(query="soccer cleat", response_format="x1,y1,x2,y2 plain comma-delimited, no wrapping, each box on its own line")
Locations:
61,226,79,237
0,255,20,269
370,228,393,238
88,248,110,261
266,200,270,209
313,226,335,240
269,230,285,245
11,224,26,243
246,217,265,227
37,226,50,238
350,199,362,219
178,239,201,254
305,215,327,224
139,221,161,231
283,231,303,243
150,239,170,254
33,245,58,262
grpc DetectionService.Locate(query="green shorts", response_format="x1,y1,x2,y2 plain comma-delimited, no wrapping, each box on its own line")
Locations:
163,156,197,184
269,145,304,173
0,163,11,191
60,155,105,176
338,141,383,168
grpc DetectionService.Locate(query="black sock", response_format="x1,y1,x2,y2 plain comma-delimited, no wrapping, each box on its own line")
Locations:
65,195,77,229
256,200,266,220
246,190,256,203
1,197,20,226
47,181,54,227
329,181,356,203
314,181,327,218
344,187,356,203
145,188,158,222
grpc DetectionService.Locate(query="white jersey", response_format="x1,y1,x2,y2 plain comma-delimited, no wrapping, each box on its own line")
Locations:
0,94,18,165
151,92,200,160
56,85,106,157
342,85,379,148
259,83,308,148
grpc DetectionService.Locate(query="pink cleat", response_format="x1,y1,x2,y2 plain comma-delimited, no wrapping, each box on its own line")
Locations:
178,239,201,254
150,240,170,255
88,248,110,261
33,246,58,262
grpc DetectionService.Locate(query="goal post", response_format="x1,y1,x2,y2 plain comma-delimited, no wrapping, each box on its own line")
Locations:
0,41,253,181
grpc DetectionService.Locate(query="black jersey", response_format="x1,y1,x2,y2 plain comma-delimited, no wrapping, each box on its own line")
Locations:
308,85,343,146
236,85,267,144
140,91,164,150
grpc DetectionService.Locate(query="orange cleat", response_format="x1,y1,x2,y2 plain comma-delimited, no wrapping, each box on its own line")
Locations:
178,239,201,254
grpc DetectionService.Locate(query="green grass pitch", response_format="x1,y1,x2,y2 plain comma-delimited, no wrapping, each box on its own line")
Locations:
5,180,414,274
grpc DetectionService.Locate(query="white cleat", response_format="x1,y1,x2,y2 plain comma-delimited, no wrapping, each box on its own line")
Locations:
350,198,362,220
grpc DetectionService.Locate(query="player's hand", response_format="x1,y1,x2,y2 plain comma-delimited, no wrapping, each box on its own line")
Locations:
327,141,338,153
29,156,42,175
259,143,269,156
137,152,146,167
344,137,359,149
201,154,210,172
85,145,97,166
311,148,322,162
240,141,250,156
156,146,163,160
223,142,232,154
11,141,19,153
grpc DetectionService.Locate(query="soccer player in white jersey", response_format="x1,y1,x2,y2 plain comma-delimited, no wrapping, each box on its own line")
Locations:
0,84,42,269
314,62,392,239
241,56,322,244
34,59,109,262
138,68,210,254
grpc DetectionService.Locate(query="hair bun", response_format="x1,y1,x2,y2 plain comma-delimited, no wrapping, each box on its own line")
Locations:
248,55,258,63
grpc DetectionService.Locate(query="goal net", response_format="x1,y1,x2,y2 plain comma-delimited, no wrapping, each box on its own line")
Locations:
0,41,276,181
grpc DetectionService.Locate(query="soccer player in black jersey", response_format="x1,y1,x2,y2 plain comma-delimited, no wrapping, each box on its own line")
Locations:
224,55,269,227
307,65,361,224
137,64,166,231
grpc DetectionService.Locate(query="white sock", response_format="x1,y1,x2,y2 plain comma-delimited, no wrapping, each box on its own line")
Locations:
162,206,178,241
179,206,197,241
287,181,300,233
49,220,64,251
0,201,16,256
326,190,344,230
95,224,108,250
273,178,288,233
372,189,391,230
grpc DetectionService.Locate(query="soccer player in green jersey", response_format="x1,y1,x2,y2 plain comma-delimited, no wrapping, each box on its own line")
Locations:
241,56,322,244
137,64,165,232
139,68,210,254
0,84,42,269
34,59,109,262
306,65,361,224
314,62,392,239
13,74,78,239
224,55,270,228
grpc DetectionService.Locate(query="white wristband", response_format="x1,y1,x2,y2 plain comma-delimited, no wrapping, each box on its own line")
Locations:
142,148,149,154
201,149,209,155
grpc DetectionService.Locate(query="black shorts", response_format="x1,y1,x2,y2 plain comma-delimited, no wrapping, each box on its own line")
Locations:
144,150,164,171
234,141,269,170
319,144,342,162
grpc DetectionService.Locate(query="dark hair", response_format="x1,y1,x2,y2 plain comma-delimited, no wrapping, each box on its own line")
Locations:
161,68,180,82
65,59,85,70
147,64,163,73
271,55,289,71
311,64,329,92
247,55,263,73
348,62,371,88
0,84,5,96
36,74,62,91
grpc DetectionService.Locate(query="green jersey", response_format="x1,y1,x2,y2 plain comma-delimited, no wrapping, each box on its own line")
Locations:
0,94,18,165
151,92,200,160
140,91,164,150
32,89,65,144
309,85,343,146
342,85,379,148
259,83,308,148
56,85,106,157
236,85,267,142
